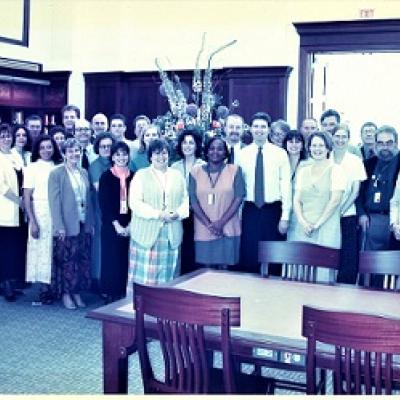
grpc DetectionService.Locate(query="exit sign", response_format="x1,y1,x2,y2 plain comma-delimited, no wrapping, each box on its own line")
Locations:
360,8,374,18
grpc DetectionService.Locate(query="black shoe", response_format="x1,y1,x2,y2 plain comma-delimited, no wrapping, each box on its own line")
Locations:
5,293,17,302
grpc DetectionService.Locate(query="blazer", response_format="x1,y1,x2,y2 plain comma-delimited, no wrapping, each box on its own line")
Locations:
0,152,19,227
356,154,400,216
48,164,94,236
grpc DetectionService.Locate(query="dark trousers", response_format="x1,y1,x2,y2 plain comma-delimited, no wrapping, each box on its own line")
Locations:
337,216,359,284
239,201,284,275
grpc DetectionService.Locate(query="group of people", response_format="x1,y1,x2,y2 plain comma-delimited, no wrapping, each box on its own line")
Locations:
0,104,399,308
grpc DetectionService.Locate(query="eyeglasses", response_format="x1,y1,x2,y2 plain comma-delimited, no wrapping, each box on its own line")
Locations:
376,140,395,147
75,128,91,132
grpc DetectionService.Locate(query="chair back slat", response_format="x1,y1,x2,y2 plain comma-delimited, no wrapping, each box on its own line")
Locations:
134,282,240,394
358,251,400,291
302,305,400,395
259,241,339,282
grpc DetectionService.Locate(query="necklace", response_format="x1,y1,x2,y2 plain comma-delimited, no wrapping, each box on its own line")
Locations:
66,166,86,208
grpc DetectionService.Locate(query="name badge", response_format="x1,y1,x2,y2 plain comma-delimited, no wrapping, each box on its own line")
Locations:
207,193,215,205
120,200,128,214
373,192,381,204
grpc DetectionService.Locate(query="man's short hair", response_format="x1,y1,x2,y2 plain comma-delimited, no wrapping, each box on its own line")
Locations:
25,114,42,125
320,109,340,124
250,112,272,127
375,125,398,143
361,121,377,132
110,113,126,125
134,114,150,125
226,113,244,125
61,104,81,118
333,123,351,138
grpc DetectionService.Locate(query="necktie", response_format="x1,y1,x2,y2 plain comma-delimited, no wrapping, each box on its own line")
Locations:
228,146,235,164
254,146,264,208
82,148,89,170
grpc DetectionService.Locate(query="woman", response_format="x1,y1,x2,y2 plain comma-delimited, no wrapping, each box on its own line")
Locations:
11,124,32,168
99,142,133,302
332,124,367,284
127,139,188,293
0,123,26,301
171,129,205,274
48,138,94,309
23,135,62,303
282,129,306,180
49,126,68,152
88,132,115,288
269,119,290,148
130,124,160,171
189,136,245,270
287,131,345,281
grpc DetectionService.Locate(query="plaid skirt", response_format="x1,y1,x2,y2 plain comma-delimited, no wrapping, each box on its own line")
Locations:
127,225,178,294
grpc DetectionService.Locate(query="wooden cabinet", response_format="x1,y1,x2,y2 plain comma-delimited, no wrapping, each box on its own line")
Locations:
84,66,292,135
0,67,71,130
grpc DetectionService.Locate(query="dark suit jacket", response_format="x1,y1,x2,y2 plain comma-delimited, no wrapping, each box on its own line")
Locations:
356,154,400,217
48,164,94,236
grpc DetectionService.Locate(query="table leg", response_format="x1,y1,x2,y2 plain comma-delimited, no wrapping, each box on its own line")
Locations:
102,321,136,394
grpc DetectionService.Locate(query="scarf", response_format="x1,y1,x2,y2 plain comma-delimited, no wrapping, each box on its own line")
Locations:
111,165,131,214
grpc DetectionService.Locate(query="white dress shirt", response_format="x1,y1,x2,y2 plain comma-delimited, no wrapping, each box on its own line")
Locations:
237,142,292,220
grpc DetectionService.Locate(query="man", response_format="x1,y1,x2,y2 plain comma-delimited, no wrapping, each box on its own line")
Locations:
223,114,245,164
131,114,150,156
91,113,109,138
25,115,42,143
62,104,80,136
359,121,377,160
320,109,340,135
299,117,318,141
237,112,292,275
110,113,134,151
357,125,400,251
74,118,97,168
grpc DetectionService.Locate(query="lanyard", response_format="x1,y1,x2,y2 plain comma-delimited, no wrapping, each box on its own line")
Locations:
206,164,224,189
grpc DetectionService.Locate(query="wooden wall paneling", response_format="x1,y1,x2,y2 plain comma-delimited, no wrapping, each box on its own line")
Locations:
84,66,293,131
224,67,293,123
84,72,124,120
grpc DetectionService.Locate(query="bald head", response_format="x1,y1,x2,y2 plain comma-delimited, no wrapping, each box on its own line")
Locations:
91,113,108,135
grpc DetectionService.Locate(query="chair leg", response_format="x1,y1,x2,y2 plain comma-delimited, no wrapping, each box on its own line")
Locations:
320,368,327,394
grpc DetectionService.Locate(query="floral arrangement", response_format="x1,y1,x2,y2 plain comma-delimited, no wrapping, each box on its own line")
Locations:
155,34,239,138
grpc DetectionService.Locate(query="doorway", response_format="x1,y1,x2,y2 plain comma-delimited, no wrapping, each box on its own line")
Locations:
311,52,400,145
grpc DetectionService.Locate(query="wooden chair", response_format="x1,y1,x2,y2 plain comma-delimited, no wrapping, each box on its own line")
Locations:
254,241,340,392
259,241,340,283
358,250,400,290
134,282,274,394
302,305,400,394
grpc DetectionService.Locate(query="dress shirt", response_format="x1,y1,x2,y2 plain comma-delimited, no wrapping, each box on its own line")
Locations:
81,144,98,166
226,142,242,164
237,142,292,220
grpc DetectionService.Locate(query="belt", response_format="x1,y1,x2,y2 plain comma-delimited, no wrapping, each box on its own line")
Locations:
368,211,389,216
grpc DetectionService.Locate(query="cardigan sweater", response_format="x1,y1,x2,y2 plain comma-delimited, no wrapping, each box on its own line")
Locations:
0,152,20,227
48,164,94,237
129,166,189,249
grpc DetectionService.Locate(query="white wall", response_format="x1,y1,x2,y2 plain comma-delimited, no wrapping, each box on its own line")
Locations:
0,0,399,124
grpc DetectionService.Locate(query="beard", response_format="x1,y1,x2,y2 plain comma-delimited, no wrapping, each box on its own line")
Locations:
377,149,397,161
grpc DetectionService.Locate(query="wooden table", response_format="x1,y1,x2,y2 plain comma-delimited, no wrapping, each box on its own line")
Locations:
87,269,400,394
